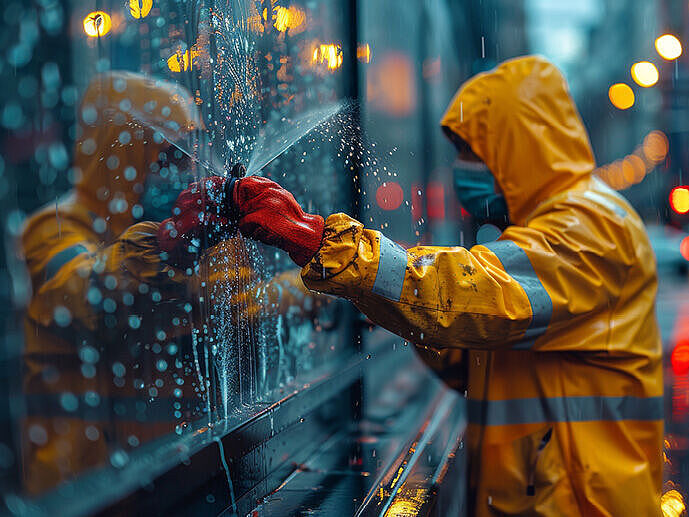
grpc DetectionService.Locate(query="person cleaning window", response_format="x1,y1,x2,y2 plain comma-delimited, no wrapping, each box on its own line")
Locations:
162,56,662,515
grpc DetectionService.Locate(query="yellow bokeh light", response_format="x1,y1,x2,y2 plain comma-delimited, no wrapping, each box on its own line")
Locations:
83,11,112,38
661,489,686,517
167,47,200,72
312,43,343,70
671,187,689,214
656,34,682,60
608,83,635,110
631,61,659,87
129,0,153,19
273,6,305,32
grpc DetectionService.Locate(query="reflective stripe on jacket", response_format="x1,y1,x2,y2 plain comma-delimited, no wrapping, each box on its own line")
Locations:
302,56,662,516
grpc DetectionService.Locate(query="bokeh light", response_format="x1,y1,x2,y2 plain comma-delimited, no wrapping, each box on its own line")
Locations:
670,187,689,214
672,341,689,375
661,489,686,517
366,52,416,116
631,61,659,87
608,83,635,110
622,155,645,184
376,182,403,211
273,6,305,32
312,44,343,70
681,236,689,262
129,0,152,19
357,43,372,63
83,11,112,38
656,34,683,60
597,131,668,190
167,48,199,72
643,130,669,163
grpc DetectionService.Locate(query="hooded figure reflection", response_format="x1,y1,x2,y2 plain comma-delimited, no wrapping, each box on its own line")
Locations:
20,71,314,493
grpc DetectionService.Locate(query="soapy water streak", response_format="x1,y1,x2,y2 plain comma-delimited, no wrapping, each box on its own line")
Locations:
126,100,351,179
246,100,351,176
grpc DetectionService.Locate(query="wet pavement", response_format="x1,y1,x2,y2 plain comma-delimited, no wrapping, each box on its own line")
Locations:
248,335,466,516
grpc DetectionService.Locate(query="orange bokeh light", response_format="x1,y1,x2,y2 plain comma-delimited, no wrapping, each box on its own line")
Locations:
366,52,416,117
609,83,635,110
681,236,689,262
357,43,372,64
622,155,645,185
643,130,669,163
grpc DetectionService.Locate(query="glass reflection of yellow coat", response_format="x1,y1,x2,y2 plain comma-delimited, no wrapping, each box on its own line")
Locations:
19,72,308,494
303,57,662,516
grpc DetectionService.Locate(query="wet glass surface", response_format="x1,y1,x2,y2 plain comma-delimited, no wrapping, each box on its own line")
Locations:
0,0,357,502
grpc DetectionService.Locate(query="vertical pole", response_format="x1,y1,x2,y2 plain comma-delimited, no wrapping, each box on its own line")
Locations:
343,0,364,426
345,0,361,223
417,1,433,242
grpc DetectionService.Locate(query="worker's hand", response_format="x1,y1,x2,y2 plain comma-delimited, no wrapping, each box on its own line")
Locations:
157,176,232,264
232,176,324,267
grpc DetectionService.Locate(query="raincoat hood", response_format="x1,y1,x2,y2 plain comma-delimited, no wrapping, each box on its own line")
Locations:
74,71,200,237
441,56,595,225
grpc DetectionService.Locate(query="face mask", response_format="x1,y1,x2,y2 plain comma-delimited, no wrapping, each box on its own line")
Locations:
453,160,509,225
140,152,195,221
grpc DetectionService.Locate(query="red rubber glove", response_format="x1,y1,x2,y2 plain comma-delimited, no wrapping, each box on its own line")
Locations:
157,176,231,264
233,176,324,267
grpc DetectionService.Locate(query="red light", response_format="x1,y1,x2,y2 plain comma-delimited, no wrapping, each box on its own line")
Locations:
411,183,423,221
672,342,689,375
670,186,689,214
375,181,404,211
426,182,446,220
681,237,689,261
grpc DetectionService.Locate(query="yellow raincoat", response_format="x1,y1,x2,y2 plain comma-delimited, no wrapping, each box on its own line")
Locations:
20,72,311,493
302,56,662,515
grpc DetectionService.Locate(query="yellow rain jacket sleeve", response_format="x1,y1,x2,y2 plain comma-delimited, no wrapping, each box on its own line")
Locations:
302,192,637,352
302,56,662,516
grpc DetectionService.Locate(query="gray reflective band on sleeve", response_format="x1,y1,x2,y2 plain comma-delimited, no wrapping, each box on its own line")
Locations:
482,240,552,348
583,190,627,218
467,395,663,426
45,244,89,281
372,234,407,302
